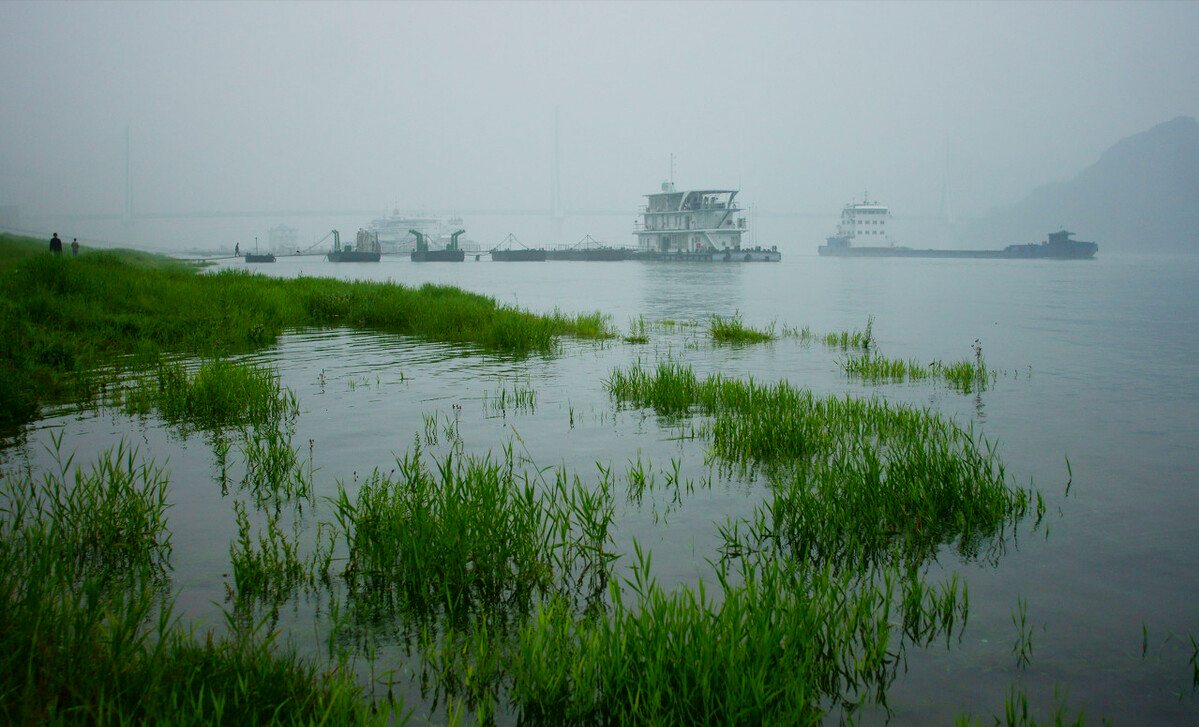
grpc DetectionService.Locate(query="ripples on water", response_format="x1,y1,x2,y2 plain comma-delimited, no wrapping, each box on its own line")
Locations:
8,253,1199,724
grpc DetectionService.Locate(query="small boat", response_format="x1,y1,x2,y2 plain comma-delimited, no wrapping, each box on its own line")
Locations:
490,233,546,261
328,229,382,262
545,234,634,261
411,229,465,262
244,237,276,263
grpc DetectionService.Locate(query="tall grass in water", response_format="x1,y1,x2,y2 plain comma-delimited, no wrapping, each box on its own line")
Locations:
842,353,933,383
606,360,1031,569
822,315,875,350
329,442,619,621
117,358,298,431
1,433,172,579
708,312,776,344
843,338,999,393
330,445,560,623
955,685,1112,726
228,500,333,605
0,441,393,725
622,314,651,344
511,549,968,725
485,380,538,417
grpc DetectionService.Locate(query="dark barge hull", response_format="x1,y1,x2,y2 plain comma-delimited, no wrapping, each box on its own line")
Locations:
491,249,547,261
411,249,465,262
327,251,382,262
545,248,634,261
818,230,1097,260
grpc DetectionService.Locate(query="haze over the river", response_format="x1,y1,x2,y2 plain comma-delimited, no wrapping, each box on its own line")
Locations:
2,1,1197,251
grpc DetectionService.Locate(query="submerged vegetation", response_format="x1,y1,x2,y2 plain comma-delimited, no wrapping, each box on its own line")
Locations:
0,440,392,726
842,338,1000,393
707,312,777,344
605,360,1032,568
115,358,298,431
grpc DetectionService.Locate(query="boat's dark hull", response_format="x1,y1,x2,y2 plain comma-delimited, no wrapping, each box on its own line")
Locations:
545,248,634,261
244,253,276,263
411,249,465,262
637,247,781,262
818,237,1098,260
328,251,381,262
818,245,1096,259
491,249,547,262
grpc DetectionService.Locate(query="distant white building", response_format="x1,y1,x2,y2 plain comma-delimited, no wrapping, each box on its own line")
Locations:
268,223,298,253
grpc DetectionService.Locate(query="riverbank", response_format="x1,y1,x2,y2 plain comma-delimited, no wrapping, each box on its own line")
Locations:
0,234,612,429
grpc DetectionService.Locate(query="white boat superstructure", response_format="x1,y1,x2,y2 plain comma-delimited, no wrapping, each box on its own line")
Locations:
633,182,779,261
823,194,893,253
634,183,747,253
368,209,464,252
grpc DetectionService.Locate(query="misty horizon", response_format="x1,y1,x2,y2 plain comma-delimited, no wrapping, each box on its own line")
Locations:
2,1,1197,252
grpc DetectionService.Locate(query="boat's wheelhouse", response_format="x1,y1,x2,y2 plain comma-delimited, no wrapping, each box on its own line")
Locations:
835,200,892,245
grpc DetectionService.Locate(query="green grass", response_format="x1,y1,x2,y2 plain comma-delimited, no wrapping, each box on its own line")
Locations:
841,338,999,393
955,685,1112,726
606,360,1032,568
330,445,562,622
0,439,396,726
510,549,968,726
115,358,298,431
708,312,776,344
0,233,614,428
842,352,933,383
622,314,651,344
821,316,875,351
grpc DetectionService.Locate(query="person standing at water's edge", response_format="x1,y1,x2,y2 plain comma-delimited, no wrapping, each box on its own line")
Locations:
50,233,62,254
71,238,79,256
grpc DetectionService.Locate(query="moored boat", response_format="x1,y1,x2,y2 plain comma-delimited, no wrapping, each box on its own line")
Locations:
490,233,546,261
327,229,382,262
634,182,780,262
411,229,465,262
818,197,1097,259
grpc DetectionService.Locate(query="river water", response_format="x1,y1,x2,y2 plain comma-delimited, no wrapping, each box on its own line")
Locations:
10,250,1199,724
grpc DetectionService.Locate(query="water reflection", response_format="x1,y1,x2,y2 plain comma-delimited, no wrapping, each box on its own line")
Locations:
636,262,744,321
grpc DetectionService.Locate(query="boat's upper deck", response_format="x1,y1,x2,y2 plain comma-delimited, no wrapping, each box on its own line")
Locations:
644,186,739,215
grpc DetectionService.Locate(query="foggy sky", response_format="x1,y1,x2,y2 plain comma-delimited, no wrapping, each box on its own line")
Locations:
2,1,1197,251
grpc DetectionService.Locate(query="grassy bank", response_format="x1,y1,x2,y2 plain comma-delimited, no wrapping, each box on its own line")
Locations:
0,234,611,428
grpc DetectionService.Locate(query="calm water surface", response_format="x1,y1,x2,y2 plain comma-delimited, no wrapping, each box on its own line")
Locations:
10,251,1199,725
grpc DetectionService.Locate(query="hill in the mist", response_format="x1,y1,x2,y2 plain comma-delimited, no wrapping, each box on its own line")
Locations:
961,116,1199,253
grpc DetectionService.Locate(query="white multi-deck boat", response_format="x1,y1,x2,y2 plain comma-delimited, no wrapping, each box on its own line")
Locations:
368,209,477,253
634,182,780,262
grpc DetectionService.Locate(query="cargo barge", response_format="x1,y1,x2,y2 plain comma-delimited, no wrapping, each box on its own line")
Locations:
411,229,465,262
818,198,1097,259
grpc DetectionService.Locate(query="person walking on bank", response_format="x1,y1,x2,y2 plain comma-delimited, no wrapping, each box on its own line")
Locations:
50,233,62,254
71,238,79,256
